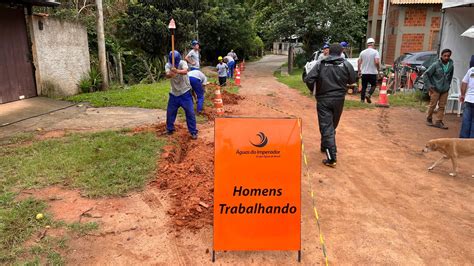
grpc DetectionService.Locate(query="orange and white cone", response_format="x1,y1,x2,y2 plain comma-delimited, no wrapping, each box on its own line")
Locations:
376,77,390,108
235,67,241,86
214,86,225,115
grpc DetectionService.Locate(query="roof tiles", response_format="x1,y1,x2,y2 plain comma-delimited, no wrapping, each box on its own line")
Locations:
391,0,442,4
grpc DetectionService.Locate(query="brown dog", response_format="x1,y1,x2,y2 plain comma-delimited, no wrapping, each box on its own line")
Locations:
423,138,474,177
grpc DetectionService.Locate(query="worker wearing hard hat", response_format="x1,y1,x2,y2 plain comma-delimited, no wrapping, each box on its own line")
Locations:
357,38,380,104
216,56,228,86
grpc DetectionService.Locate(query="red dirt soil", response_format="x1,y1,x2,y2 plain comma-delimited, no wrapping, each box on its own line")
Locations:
20,55,473,265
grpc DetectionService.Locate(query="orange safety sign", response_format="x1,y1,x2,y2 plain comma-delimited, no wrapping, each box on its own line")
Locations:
213,117,301,259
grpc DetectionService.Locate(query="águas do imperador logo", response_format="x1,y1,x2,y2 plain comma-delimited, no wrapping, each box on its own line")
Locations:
250,132,268,148
235,131,281,158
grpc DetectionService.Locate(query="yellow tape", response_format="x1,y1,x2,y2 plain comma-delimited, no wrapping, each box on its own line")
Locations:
297,122,329,265
314,207,319,220
243,100,329,264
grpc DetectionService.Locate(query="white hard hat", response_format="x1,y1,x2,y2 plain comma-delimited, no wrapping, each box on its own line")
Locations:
367,37,375,44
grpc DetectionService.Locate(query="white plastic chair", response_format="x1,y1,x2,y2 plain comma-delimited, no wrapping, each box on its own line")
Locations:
445,77,462,116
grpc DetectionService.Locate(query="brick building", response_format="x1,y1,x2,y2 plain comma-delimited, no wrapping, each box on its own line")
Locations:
367,0,442,65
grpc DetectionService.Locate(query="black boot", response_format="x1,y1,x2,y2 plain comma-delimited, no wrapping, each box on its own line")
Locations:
322,148,337,167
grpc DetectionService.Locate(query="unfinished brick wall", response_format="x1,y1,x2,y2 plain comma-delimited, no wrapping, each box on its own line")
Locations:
401,34,424,54
404,7,427,27
431,16,440,29
369,0,374,16
378,0,384,16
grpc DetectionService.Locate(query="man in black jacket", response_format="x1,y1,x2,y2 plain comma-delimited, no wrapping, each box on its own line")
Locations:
303,43,356,167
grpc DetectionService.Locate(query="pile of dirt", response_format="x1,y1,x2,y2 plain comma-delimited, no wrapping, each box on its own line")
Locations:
152,123,214,231
221,90,245,105
132,123,168,135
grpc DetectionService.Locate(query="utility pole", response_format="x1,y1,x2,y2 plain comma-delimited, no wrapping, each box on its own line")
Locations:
378,0,389,62
96,0,108,90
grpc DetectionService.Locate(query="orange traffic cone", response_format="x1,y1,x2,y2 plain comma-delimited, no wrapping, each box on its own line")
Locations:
235,67,241,86
214,86,225,115
240,62,244,72
376,77,390,108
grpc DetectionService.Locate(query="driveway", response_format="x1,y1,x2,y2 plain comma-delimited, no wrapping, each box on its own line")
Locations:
0,97,165,139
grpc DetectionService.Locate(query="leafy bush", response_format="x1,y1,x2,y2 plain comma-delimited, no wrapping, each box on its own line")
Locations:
295,53,307,69
78,67,102,93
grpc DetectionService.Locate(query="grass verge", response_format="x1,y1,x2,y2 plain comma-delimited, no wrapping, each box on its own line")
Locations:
0,193,50,262
1,130,164,264
1,192,99,264
67,82,170,109
67,78,240,114
274,66,428,110
274,68,311,97
0,131,166,197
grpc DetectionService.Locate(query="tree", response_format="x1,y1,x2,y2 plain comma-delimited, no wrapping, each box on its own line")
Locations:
96,0,109,89
253,0,368,54
198,3,257,62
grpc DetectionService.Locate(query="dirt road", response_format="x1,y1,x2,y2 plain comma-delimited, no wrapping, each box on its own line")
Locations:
30,55,473,264
235,55,473,264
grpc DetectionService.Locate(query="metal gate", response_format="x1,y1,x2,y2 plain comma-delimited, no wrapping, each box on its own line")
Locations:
0,6,36,104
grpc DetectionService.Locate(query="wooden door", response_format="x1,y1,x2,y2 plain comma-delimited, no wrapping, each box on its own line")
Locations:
0,6,36,104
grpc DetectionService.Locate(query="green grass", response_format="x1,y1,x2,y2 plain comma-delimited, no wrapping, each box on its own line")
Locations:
67,78,241,113
344,100,375,109
0,130,164,264
389,91,428,111
222,84,240,94
26,236,67,265
0,131,166,197
67,82,171,109
0,193,51,262
0,132,36,146
274,66,427,110
1,191,98,264
274,68,311,97
67,222,98,236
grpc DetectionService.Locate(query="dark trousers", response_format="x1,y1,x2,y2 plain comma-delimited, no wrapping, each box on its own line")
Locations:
166,91,197,135
218,76,227,86
189,76,204,113
317,97,345,159
361,74,377,101
460,101,474,138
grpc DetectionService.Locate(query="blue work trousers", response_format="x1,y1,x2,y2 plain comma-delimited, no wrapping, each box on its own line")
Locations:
189,76,205,113
227,61,235,78
166,90,198,134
